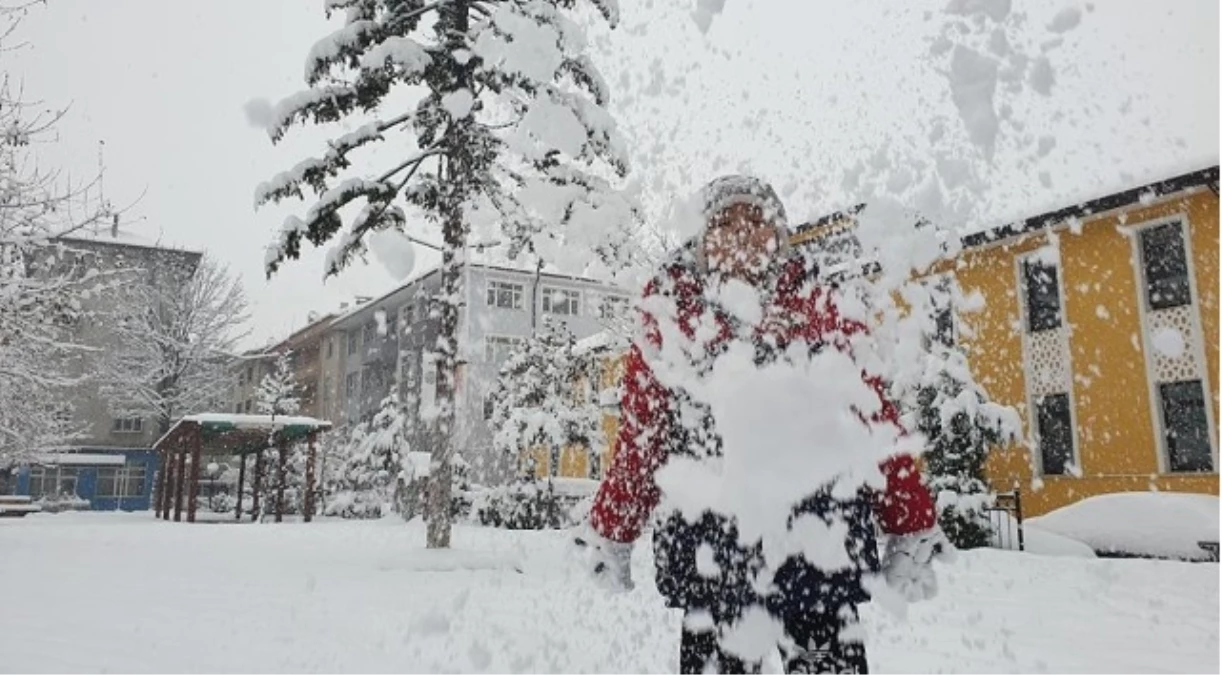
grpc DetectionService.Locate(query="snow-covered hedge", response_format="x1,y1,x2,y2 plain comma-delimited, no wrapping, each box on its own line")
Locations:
465,480,592,530
1027,492,1220,561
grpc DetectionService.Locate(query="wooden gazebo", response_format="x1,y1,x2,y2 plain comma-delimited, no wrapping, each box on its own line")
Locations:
152,414,332,524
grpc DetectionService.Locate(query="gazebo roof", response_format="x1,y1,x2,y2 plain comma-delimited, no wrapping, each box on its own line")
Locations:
154,413,333,456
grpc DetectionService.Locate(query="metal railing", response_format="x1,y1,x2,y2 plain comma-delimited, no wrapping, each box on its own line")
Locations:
986,489,1025,552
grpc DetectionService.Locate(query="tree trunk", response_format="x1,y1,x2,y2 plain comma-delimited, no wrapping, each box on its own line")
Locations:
425,0,474,550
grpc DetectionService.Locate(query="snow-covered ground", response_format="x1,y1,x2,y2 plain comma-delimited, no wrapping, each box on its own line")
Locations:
0,513,1216,673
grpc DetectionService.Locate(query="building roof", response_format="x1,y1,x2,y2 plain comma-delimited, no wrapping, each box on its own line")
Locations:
154,414,333,456
961,165,1219,249
56,222,203,257
792,165,1220,253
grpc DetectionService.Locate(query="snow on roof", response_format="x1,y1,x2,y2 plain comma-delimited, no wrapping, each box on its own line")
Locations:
33,453,127,466
182,413,331,429
57,224,203,256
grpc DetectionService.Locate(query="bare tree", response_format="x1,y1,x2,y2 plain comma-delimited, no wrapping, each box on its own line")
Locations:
0,4,114,463
99,255,251,434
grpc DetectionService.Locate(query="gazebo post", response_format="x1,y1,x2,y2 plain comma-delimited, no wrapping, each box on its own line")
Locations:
173,438,187,522
304,431,318,523
251,450,263,522
154,448,168,519
187,422,202,523
235,452,247,521
275,435,288,523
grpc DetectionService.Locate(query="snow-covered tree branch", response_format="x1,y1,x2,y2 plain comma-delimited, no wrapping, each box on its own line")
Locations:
0,5,116,463
98,255,251,434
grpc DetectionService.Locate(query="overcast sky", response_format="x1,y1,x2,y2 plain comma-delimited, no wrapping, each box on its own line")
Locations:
8,0,1218,346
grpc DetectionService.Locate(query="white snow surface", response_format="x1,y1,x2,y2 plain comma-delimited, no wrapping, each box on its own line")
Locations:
0,513,1216,673
1028,492,1221,561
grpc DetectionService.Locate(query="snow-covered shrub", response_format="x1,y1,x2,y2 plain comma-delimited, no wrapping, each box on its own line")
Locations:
467,479,585,530
488,318,605,480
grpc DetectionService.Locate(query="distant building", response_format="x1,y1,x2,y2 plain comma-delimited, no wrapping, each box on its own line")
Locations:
2,224,201,511
313,263,630,486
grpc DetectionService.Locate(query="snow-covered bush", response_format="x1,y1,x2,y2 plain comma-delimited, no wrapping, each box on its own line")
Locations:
467,479,585,530
487,318,604,479
913,347,1020,549
326,387,408,519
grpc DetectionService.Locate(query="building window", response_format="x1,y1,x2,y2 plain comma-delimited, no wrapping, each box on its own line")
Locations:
363,320,378,345
246,365,254,383
1036,393,1073,475
485,335,524,363
345,372,359,399
1159,380,1213,472
484,395,496,420
1022,259,1062,333
1139,221,1192,311
542,287,580,316
244,400,253,414
487,280,524,310
589,449,602,480
112,417,143,434
599,295,629,320
347,330,359,355
234,403,242,414
414,295,427,322
28,466,80,499
96,465,146,498
326,337,334,359
386,309,399,338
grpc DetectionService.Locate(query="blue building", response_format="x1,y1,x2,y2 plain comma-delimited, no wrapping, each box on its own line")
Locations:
2,448,158,512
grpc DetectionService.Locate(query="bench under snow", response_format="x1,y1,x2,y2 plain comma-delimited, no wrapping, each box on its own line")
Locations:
0,495,42,517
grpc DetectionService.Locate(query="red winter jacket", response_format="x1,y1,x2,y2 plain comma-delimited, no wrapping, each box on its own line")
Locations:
590,258,936,545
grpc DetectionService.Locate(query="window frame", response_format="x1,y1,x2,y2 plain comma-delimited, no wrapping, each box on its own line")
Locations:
486,279,525,311
1159,380,1214,473
485,335,525,363
541,286,581,316
1021,257,1063,333
598,295,630,320
111,417,144,434
1034,392,1075,476
1138,220,1192,311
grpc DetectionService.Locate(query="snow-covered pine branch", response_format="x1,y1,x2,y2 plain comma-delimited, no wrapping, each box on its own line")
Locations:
327,385,410,519
256,0,632,548
255,349,301,417
488,318,603,479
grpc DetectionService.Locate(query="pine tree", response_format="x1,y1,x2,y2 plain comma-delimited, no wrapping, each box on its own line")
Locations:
488,318,603,480
328,386,408,519
255,350,301,417
254,0,631,548
906,283,1021,549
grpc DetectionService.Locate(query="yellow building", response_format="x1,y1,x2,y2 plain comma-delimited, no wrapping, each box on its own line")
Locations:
789,166,1218,516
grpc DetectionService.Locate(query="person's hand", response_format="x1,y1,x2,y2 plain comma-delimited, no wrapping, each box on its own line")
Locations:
573,526,634,592
882,527,956,602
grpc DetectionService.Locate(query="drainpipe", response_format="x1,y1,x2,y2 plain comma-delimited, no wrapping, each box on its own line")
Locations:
530,257,543,337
